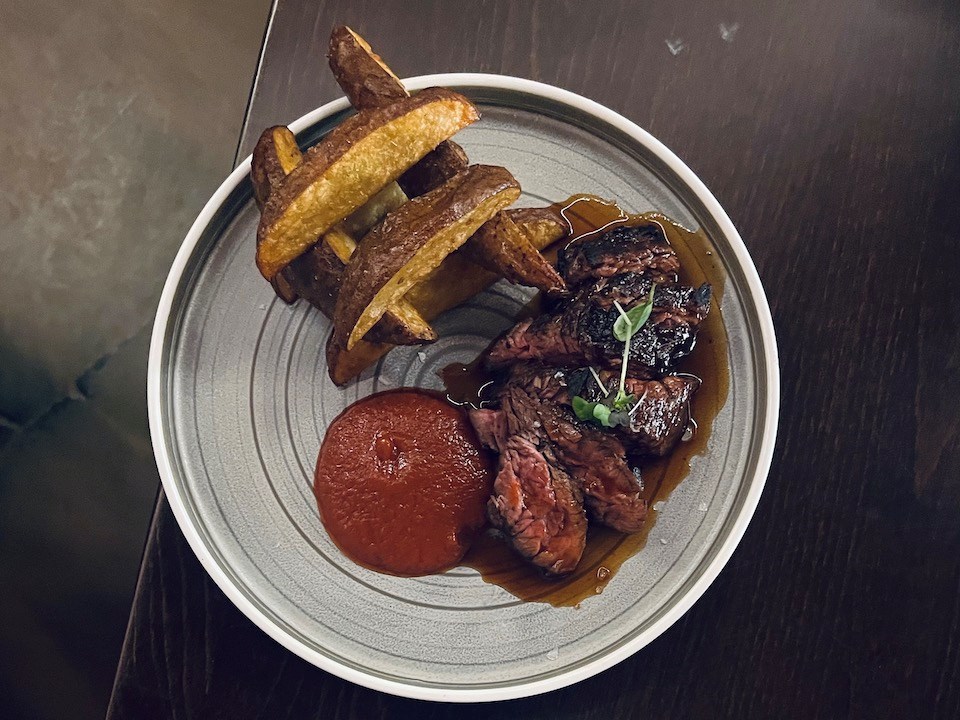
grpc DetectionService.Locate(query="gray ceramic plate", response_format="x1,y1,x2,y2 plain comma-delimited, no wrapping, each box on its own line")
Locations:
148,74,779,702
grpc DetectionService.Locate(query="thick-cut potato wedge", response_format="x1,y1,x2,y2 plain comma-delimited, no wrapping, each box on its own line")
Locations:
252,126,308,302
250,125,437,345
256,88,479,279
505,207,569,252
327,26,563,286
327,26,407,110
282,246,436,346
325,337,394,386
327,25,468,198
397,141,469,198
327,207,570,384
462,210,567,293
251,126,303,210
333,165,521,350
323,227,436,344
282,243,344,318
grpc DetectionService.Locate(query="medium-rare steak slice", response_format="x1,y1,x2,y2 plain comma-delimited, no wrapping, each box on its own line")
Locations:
470,407,587,575
502,365,647,533
541,412,647,532
474,365,648,535
488,273,711,376
557,222,680,288
487,436,587,576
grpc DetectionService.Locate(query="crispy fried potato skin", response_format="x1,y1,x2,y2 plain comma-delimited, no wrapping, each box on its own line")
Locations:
325,337,394,386
327,25,468,197
328,208,570,384
256,87,479,280
252,127,306,302
252,126,304,210
269,271,299,304
283,243,344,317
398,141,469,198
502,207,568,249
327,26,407,111
462,210,567,294
332,165,521,350
250,125,436,345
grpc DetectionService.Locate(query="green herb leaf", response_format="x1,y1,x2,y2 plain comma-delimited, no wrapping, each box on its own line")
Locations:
573,285,657,430
591,403,613,426
572,395,596,421
612,285,657,342
572,395,618,427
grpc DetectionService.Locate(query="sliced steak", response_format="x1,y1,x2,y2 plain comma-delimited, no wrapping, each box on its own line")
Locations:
488,272,711,376
469,406,587,575
542,413,647,533
486,315,583,369
468,406,507,450
557,222,680,288
481,365,648,534
567,369,700,456
486,437,587,576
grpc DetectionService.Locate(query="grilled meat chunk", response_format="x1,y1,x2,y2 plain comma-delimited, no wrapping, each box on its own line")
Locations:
501,365,647,532
566,369,700,457
469,222,711,572
489,436,587,576
488,273,711,376
470,407,587,576
472,365,647,538
557,222,680,288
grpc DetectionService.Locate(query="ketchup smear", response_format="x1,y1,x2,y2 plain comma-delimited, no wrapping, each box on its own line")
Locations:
314,389,494,576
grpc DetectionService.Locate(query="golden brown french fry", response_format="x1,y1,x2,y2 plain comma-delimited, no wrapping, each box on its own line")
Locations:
323,227,437,345
256,88,479,280
327,26,407,110
461,210,567,293
251,126,303,210
332,165,521,350
327,207,570,384
327,25,469,197
250,126,437,345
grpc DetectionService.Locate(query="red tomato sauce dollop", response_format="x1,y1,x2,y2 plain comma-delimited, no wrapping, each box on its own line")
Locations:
314,390,494,576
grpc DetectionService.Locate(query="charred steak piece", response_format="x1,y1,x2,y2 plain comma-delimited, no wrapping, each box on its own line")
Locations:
566,369,700,457
547,421,647,533
557,222,680,288
503,365,647,533
474,365,648,536
487,437,587,576
488,272,711,377
470,405,587,576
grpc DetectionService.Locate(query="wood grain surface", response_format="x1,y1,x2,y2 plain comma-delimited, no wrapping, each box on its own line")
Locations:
109,0,960,717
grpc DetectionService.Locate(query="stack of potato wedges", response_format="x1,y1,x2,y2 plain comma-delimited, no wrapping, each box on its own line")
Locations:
252,26,569,384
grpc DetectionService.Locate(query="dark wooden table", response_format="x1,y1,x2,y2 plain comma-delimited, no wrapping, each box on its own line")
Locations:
108,1,960,717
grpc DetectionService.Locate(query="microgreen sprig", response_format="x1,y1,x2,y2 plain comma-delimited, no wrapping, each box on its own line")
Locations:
571,284,657,428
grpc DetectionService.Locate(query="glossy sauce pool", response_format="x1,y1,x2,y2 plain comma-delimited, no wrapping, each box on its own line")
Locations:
445,194,730,607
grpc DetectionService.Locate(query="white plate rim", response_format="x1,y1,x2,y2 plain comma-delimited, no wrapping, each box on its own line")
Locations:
147,73,780,703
